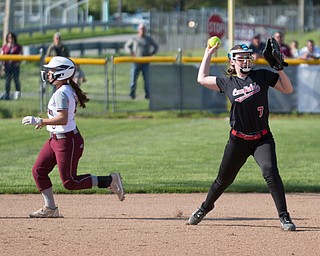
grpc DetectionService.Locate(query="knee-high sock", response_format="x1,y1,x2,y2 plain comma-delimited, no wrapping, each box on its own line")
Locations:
41,187,56,209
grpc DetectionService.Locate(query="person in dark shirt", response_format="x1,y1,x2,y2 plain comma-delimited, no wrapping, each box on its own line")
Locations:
249,34,266,59
45,32,70,94
187,42,296,232
0,32,23,100
46,32,69,57
273,31,292,58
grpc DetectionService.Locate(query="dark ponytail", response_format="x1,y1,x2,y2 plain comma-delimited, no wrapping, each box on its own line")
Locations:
225,66,236,76
69,79,89,108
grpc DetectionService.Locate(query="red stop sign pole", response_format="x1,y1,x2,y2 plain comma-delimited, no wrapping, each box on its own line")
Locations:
207,14,225,38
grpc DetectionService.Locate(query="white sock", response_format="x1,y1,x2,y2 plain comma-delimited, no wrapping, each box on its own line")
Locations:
91,175,98,187
41,187,56,209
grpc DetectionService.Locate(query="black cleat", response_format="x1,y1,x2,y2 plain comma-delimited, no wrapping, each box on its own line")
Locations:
187,207,206,225
279,212,296,231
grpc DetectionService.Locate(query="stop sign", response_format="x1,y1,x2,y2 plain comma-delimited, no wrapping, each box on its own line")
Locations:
207,14,225,38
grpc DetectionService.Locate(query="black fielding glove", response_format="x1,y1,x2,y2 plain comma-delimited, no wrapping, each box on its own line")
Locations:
263,37,288,71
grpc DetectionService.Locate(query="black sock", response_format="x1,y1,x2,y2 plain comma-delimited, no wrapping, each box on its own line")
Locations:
97,176,112,188
201,202,213,214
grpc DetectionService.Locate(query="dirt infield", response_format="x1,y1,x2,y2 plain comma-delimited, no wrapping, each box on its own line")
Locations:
1,193,319,256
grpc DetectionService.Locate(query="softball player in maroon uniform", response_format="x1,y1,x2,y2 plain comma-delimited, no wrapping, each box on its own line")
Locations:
22,56,124,218
188,43,296,231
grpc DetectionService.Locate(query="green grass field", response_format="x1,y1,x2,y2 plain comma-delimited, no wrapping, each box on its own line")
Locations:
0,116,319,194
1,29,319,195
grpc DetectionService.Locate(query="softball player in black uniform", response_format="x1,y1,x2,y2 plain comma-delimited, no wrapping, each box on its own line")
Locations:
188,43,296,231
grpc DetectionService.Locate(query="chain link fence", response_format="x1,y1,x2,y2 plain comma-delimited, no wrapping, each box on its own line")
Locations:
1,54,320,117
150,5,320,52
0,54,109,117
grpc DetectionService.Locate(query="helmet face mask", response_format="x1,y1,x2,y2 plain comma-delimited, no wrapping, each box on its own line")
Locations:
228,44,254,74
233,55,254,61
41,56,75,82
40,70,48,82
228,44,253,61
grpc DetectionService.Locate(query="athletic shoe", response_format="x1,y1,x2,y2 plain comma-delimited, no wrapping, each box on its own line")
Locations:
13,91,21,100
188,206,206,225
109,173,125,201
0,93,10,100
279,212,296,231
129,92,136,99
29,206,60,218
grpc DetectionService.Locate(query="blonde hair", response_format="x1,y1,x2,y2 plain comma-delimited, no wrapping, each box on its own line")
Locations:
54,32,61,39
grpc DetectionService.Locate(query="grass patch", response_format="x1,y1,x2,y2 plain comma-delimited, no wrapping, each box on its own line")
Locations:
0,116,319,194
10,27,136,46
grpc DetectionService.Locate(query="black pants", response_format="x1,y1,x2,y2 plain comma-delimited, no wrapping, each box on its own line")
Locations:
203,130,288,215
5,64,21,96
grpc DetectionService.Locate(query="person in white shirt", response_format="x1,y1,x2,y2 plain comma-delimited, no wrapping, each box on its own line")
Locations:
299,39,320,60
290,40,299,58
22,56,125,218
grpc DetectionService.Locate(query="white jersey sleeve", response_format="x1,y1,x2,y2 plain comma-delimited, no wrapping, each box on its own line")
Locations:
46,84,77,133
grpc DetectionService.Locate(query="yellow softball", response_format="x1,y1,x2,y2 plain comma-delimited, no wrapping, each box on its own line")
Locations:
207,36,221,48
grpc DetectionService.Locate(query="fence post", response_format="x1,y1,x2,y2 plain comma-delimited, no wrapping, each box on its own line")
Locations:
104,57,109,114
176,48,183,112
39,48,46,113
111,55,116,113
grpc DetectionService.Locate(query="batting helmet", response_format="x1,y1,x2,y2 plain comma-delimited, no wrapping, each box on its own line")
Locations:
42,56,75,81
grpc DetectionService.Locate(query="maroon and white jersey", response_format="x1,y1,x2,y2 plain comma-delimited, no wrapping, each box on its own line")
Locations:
217,69,279,133
46,84,77,133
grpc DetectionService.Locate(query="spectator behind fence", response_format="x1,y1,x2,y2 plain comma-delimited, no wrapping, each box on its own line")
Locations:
273,31,292,58
298,39,320,60
249,34,266,59
290,40,299,58
125,23,158,99
46,32,70,94
46,32,69,57
0,32,23,100
73,64,87,86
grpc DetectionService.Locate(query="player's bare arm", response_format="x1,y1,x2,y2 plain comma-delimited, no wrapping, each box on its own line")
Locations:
189,42,296,231
274,70,293,94
197,45,220,91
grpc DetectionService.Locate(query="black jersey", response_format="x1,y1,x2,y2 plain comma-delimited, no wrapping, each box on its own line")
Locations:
216,69,279,133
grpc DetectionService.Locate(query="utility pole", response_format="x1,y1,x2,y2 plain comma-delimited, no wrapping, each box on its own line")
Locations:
298,0,305,31
298,0,314,31
3,0,14,43
305,0,314,31
102,0,110,22
228,0,235,50
118,0,122,20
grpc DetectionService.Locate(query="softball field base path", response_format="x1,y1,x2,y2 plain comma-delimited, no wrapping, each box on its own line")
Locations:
1,193,319,256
